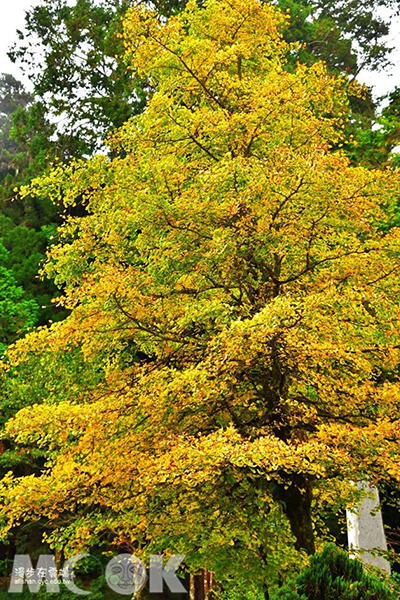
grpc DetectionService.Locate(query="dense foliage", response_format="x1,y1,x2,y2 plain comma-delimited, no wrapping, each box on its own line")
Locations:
0,1,399,597
1,0,400,596
0,242,37,354
272,544,397,599
1,0,400,344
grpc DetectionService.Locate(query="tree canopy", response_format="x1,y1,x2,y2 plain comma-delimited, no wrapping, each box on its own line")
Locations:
8,0,400,157
0,0,398,353
0,242,37,353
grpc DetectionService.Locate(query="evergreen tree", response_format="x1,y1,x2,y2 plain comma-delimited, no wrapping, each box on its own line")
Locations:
273,544,397,600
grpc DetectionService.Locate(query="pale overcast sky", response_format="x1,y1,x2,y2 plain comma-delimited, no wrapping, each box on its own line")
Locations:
0,1,36,83
0,1,399,100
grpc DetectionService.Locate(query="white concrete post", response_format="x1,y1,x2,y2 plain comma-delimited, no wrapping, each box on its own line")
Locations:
346,481,391,574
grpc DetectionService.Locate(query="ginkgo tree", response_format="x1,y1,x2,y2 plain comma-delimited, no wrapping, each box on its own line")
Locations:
1,0,400,594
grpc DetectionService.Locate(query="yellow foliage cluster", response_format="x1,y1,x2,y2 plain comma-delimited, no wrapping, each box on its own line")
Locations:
1,0,400,587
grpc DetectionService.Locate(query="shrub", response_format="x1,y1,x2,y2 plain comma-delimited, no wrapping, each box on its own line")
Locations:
272,544,396,600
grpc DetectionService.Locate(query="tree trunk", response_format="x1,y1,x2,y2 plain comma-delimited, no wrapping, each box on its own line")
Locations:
276,475,315,555
192,571,205,600
190,570,216,600
204,569,212,600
